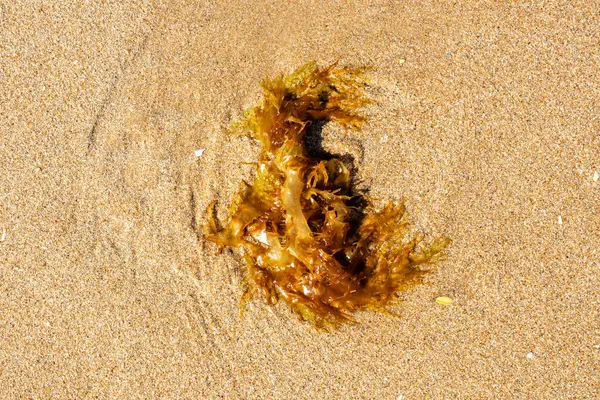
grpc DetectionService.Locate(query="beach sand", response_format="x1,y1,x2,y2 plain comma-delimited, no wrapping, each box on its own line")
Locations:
1,1,598,398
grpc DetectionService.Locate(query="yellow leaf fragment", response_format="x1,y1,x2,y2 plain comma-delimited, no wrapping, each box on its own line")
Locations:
435,296,453,306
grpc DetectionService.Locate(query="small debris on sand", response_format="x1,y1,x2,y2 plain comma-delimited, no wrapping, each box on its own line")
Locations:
436,296,453,306
194,148,206,157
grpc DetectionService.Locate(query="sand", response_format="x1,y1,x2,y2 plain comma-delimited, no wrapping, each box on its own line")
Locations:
1,1,599,398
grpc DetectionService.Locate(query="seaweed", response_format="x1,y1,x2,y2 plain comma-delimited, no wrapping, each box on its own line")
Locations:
205,62,449,329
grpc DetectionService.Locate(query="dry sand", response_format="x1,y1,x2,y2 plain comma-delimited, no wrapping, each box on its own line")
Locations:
1,1,599,398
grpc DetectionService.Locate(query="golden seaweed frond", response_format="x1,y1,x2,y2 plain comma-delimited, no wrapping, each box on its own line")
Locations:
205,62,449,330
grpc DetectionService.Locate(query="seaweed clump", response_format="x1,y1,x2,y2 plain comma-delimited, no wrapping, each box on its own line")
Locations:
205,62,449,329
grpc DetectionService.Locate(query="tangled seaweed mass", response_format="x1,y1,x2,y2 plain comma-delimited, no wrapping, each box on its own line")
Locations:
205,62,449,329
